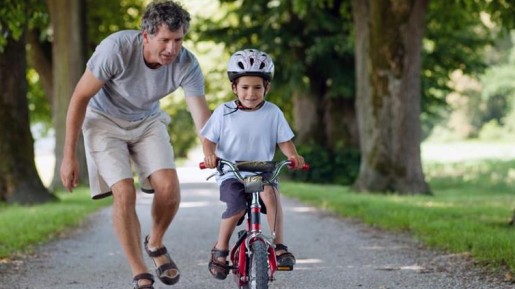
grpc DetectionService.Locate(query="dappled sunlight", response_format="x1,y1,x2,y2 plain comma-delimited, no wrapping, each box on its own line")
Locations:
295,258,323,264
422,142,515,163
291,206,318,213
180,201,213,208
361,245,410,251
414,201,457,208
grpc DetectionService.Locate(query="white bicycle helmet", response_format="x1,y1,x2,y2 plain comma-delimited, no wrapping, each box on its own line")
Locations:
227,49,274,82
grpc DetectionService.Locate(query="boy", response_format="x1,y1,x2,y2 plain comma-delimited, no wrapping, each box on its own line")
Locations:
201,49,304,280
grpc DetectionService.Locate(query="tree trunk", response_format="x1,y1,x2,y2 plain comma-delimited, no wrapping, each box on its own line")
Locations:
47,0,89,190
0,31,55,204
324,97,359,150
27,30,53,104
352,0,430,194
293,90,321,145
293,88,359,150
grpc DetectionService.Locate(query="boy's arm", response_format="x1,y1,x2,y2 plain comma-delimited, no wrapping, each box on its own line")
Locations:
202,137,218,168
278,140,305,169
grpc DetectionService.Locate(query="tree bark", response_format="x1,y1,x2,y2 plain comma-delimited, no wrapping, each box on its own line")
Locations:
352,0,430,194
293,90,321,145
47,0,89,190
0,31,55,204
26,30,53,104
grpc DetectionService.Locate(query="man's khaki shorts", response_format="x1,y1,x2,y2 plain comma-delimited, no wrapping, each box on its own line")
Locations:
82,108,175,199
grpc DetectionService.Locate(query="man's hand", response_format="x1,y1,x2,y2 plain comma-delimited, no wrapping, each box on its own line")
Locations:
60,156,79,192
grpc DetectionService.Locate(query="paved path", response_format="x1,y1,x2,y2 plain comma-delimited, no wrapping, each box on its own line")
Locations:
1,165,512,289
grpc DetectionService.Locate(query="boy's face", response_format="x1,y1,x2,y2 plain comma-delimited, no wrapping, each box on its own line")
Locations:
232,76,270,109
142,24,184,68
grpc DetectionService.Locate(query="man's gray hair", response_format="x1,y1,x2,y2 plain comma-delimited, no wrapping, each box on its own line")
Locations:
141,1,191,35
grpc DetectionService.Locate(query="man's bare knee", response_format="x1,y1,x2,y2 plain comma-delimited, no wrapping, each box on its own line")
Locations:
112,179,137,207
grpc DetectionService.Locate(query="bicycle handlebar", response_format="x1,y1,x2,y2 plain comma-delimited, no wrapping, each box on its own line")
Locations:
199,159,309,183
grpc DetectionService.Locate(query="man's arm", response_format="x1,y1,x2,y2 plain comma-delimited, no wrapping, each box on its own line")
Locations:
60,69,105,192
185,95,211,140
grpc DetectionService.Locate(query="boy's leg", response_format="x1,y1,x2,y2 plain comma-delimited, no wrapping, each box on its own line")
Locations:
216,212,245,251
209,212,244,279
260,186,296,268
260,186,285,245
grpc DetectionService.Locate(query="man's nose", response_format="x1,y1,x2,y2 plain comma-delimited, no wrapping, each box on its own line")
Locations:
166,42,179,53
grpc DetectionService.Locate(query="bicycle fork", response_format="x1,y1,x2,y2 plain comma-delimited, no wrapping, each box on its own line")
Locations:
231,191,278,285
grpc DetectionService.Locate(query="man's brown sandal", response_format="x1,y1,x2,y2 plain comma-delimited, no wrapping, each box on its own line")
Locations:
208,245,230,280
144,235,180,285
133,273,154,289
275,243,296,271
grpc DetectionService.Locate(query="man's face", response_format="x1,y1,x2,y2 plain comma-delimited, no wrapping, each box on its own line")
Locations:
142,24,184,68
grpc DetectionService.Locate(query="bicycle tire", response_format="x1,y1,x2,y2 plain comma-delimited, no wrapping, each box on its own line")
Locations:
243,240,269,289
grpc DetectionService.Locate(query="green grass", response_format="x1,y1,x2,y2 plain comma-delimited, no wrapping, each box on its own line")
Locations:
281,159,515,273
0,188,111,259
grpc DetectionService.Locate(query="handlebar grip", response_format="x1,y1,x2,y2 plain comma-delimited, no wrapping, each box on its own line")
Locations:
288,160,310,170
199,162,206,169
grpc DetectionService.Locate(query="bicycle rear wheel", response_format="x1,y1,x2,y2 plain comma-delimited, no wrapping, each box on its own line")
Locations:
243,240,269,289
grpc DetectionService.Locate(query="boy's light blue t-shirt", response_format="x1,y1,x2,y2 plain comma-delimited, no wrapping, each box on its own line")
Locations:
200,100,294,184
86,30,205,121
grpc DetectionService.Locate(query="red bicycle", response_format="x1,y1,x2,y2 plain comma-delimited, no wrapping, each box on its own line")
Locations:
199,159,308,289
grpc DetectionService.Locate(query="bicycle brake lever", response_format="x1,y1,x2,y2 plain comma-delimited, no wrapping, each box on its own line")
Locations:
206,172,217,181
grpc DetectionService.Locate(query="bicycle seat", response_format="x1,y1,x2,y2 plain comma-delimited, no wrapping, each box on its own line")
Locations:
235,161,276,172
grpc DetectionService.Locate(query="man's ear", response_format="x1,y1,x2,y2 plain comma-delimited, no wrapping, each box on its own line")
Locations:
142,30,149,44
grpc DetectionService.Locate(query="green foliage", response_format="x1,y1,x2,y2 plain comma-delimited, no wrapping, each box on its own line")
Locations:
27,68,52,135
421,0,493,138
161,98,198,159
281,157,515,273
193,0,355,103
282,144,360,186
86,0,145,55
0,0,48,52
194,0,510,154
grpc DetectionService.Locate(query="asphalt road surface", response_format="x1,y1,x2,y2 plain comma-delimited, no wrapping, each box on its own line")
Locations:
0,167,512,289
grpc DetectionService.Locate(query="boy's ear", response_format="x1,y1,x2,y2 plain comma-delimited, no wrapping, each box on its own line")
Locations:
232,83,238,95
265,82,272,94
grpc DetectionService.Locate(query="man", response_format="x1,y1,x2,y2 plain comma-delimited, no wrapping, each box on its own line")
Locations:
59,1,210,288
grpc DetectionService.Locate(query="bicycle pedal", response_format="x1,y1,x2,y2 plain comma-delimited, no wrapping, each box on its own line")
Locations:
276,266,293,271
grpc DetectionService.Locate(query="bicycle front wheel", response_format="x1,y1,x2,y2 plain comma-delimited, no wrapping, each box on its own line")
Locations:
244,240,269,289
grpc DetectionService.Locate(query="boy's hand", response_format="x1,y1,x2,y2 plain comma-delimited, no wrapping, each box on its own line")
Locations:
288,155,305,169
203,154,218,169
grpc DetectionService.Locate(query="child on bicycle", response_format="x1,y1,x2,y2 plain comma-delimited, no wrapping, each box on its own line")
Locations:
201,48,305,280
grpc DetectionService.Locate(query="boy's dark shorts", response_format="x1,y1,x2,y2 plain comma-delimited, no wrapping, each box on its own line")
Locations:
219,178,276,219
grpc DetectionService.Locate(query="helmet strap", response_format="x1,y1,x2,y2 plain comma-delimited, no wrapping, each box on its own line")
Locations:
235,100,265,111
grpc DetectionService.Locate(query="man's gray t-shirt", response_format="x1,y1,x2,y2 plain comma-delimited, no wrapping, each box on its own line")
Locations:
87,30,204,121
200,100,294,184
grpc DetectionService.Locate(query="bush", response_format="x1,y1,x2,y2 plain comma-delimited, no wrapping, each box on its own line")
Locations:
281,144,360,185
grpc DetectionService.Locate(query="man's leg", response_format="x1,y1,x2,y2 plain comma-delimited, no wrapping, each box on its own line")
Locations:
145,168,181,278
111,179,151,285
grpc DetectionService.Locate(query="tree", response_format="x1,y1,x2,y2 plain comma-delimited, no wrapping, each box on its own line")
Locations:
28,0,145,190
194,0,360,185
0,1,55,204
352,0,430,194
46,0,89,190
